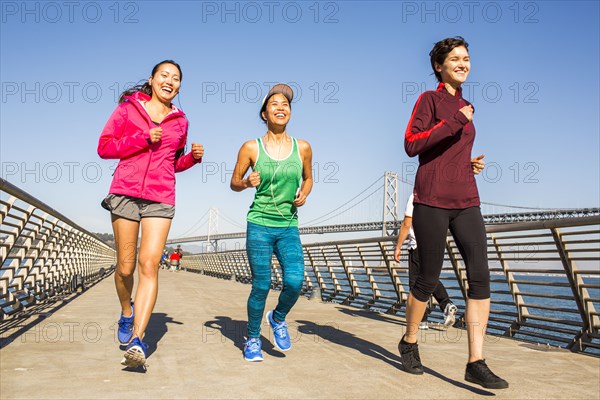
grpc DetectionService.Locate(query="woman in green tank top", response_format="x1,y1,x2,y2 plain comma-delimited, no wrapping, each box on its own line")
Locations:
231,84,313,362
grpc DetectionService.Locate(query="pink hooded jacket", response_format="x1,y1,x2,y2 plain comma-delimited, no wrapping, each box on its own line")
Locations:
98,92,200,206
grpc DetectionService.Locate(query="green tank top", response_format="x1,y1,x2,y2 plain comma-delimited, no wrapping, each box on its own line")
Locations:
247,137,303,227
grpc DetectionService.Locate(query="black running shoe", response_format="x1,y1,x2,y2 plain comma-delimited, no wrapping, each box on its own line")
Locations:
398,337,424,375
465,360,509,389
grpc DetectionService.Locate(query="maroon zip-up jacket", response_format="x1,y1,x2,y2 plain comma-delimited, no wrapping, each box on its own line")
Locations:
404,83,480,209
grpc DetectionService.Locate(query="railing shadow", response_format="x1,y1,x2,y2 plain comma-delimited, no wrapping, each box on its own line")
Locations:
295,319,495,396
203,315,284,358
295,319,404,370
0,276,109,348
334,306,407,327
0,294,79,348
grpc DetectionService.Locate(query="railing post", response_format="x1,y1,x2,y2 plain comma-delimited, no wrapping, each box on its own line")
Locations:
270,254,283,289
0,195,18,225
322,246,342,300
301,249,314,297
2,203,37,306
335,244,355,304
445,238,469,302
378,241,405,314
306,248,325,301
551,227,597,351
358,246,378,309
492,233,529,337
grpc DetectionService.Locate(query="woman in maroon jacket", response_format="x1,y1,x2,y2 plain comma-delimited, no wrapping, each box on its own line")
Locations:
400,37,508,389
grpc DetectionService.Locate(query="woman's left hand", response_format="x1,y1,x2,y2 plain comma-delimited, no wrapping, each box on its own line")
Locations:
471,154,485,175
293,190,307,207
192,143,204,160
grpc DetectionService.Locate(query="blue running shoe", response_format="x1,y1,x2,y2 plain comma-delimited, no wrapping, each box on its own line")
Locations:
266,310,291,351
117,302,134,345
243,338,263,362
121,337,148,368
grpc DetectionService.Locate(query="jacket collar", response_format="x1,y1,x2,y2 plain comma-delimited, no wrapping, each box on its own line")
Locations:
436,82,463,98
124,91,185,117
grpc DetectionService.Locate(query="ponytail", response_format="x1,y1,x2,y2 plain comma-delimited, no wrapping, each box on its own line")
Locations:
118,81,152,104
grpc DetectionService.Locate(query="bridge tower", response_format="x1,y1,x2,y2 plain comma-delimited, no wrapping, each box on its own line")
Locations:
382,171,399,236
207,207,219,252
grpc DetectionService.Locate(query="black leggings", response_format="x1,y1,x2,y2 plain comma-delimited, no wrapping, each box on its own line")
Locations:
411,204,490,301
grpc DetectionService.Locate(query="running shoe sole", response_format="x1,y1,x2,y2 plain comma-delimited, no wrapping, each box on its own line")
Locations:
465,373,509,389
244,354,263,362
444,305,458,327
121,346,146,368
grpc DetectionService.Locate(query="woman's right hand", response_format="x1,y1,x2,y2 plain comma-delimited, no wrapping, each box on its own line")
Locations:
459,105,474,122
246,171,261,188
394,245,402,263
149,127,163,143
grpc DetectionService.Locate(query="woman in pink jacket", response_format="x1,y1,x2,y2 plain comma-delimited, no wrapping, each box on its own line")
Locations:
98,60,203,368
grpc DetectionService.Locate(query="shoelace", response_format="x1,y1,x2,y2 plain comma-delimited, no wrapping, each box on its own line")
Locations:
246,340,261,352
472,361,499,380
402,343,422,364
273,321,288,338
119,303,134,328
118,316,133,329
129,337,147,350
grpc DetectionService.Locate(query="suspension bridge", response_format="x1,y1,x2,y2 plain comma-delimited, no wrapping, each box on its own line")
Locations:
166,172,599,246
1,176,599,399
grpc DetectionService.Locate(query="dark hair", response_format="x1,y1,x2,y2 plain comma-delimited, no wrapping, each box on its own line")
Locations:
259,93,292,124
429,37,469,82
118,60,183,104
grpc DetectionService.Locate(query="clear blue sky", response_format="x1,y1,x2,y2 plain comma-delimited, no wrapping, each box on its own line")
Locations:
1,1,599,241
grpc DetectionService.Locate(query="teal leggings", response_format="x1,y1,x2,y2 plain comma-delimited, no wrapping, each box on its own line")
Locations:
245,222,305,338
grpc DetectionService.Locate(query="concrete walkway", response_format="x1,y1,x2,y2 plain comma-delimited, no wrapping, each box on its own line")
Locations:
1,271,599,400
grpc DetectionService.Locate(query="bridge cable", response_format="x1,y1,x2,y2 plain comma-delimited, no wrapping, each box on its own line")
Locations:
219,211,246,229
303,184,384,227
301,175,383,226
175,209,210,238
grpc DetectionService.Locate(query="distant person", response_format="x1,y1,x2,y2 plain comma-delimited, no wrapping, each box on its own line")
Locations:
98,60,204,368
160,250,169,269
400,37,508,389
169,249,182,272
230,83,313,362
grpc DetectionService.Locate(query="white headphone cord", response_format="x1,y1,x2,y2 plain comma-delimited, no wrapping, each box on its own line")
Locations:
268,134,299,222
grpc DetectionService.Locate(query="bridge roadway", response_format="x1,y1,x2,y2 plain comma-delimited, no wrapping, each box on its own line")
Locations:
1,272,599,400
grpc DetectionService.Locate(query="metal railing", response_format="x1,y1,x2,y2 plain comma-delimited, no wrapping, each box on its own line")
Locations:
166,208,600,244
0,178,116,320
181,216,600,355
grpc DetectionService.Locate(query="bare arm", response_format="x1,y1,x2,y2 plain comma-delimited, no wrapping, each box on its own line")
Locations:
394,216,413,262
293,140,313,207
230,140,259,192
